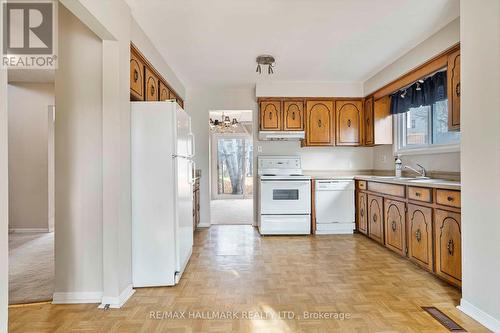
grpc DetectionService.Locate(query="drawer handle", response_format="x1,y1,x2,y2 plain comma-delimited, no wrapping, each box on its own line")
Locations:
447,239,455,255
373,214,377,223
416,229,421,242
360,209,364,217
447,196,454,202
291,112,296,120
347,119,351,127
415,192,421,197
456,82,460,97
318,119,322,128
391,221,397,232
133,69,138,82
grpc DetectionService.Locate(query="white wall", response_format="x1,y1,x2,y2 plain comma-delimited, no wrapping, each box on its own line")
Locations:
53,5,103,301
365,18,460,174
0,67,9,332
8,83,54,231
458,1,500,331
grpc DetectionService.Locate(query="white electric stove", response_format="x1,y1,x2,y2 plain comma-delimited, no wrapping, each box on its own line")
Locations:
257,156,311,235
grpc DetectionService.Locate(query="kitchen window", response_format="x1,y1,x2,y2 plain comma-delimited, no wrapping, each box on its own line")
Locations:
392,71,460,154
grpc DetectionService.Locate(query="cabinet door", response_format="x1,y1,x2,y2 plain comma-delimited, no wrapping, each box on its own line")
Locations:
130,49,145,101
367,194,384,244
260,100,282,131
407,204,433,271
336,100,363,146
357,192,368,235
305,100,334,146
434,209,461,287
447,50,460,131
159,81,170,101
145,67,159,101
283,100,304,131
373,96,393,145
364,97,374,145
384,199,406,256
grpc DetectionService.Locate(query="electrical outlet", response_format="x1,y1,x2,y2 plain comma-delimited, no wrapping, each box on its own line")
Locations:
257,146,263,153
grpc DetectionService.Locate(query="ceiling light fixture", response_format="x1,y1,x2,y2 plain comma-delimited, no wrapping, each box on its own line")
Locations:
256,55,275,75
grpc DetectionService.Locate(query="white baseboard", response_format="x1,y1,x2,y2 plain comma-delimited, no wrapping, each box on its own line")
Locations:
52,291,103,304
99,284,135,309
458,298,500,332
9,228,50,233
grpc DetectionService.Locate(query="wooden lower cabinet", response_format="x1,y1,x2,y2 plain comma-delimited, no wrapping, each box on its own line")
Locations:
367,194,384,244
434,209,462,287
384,199,405,256
356,192,368,235
407,204,433,271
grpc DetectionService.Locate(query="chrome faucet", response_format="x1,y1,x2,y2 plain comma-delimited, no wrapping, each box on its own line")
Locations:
404,164,428,178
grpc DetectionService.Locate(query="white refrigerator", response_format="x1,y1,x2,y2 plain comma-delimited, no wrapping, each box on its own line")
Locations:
131,101,195,287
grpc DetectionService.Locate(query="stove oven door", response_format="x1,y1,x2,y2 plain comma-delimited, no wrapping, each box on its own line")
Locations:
260,180,311,215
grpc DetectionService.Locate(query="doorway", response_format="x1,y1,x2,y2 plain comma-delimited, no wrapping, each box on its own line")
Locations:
209,111,254,225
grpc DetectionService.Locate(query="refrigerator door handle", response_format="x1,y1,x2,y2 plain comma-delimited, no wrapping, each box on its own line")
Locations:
188,160,195,185
188,133,195,158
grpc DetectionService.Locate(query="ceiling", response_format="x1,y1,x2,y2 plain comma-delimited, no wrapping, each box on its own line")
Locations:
127,0,459,88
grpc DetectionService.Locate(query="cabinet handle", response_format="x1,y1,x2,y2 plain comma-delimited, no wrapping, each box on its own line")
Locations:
415,192,421,197
416,229,421,242
151,85,155,96
269,112,272,120
291,112,296,120
133,69,138,82
360,209,364,217
447,196,454,202
347,119,351,127
456,83,460,97
318,119,322,128
447,239,455,255
373,214,377,223
391,221,397,232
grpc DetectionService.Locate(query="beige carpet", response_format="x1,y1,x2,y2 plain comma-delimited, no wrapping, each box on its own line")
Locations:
210,199,253,225
9,232,54,304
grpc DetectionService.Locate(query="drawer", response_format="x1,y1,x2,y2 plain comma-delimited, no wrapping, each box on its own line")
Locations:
357,180,367,190
408,186,432,203
436,189,461,208
367,181,405,198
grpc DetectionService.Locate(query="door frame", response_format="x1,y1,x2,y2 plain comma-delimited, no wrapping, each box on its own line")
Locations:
210,132,253,200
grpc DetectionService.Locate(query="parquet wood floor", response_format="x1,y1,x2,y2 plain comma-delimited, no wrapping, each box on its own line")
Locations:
9,225,489,332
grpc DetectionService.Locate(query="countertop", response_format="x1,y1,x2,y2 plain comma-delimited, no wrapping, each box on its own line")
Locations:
303,171,461,190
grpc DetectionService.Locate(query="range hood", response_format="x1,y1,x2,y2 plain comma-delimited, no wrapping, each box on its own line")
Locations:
258,131,305,141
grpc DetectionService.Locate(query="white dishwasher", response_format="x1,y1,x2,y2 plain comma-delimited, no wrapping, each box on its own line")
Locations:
315,179,355,234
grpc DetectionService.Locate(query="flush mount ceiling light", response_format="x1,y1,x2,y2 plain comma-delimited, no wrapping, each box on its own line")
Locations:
256,55,275,74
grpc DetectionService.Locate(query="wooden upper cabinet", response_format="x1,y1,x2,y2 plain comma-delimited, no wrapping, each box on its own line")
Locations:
336,100,363,146
368,194,384,244
384,199,406,256
447,50,460,131
283,100,304,131
145,67,159,101
434,209,462,287
260,100,282,131
364,97,374,145
357,192,368,235
373,96,393,145
407,204,433,271
305,100,334,146
130,48,145,101
159,81,170,101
